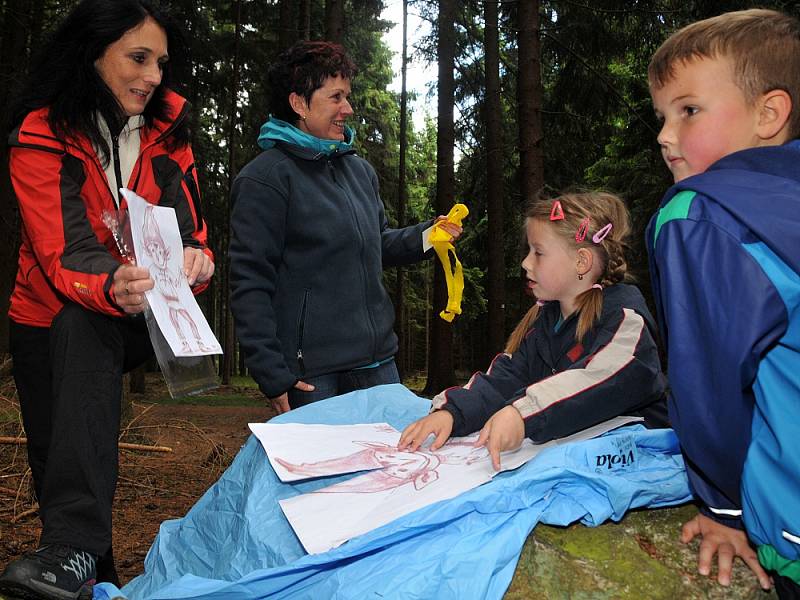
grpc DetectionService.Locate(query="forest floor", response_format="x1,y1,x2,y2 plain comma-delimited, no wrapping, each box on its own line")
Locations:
0,372,270,586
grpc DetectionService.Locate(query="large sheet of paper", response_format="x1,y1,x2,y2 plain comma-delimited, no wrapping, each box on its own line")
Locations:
251,415,640,554
124,189,221,357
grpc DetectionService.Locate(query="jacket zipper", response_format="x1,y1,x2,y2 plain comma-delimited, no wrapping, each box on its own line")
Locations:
326,157,379,360
297,290,311,375
111,135,123,207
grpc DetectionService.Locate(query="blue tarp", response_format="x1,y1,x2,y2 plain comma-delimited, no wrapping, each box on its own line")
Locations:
96,384,691,600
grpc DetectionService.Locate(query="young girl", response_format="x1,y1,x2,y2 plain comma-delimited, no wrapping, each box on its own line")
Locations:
399,192,667,469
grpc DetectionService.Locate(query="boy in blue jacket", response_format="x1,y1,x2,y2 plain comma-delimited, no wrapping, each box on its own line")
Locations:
647,9,800,597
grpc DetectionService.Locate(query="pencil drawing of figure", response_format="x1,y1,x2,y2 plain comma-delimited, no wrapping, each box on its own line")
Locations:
142,205,212,354
275,439,487,494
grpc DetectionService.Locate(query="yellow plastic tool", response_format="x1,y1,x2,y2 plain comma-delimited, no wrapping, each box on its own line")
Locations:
429,203,469,322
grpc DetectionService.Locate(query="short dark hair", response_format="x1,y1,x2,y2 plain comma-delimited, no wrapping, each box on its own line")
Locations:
267,40,358,124
10,0,189,163
649,9,800,139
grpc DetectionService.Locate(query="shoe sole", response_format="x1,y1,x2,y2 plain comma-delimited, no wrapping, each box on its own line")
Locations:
0,580,92,600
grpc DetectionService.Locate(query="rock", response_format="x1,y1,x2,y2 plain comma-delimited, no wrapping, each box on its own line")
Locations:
507,504,774,599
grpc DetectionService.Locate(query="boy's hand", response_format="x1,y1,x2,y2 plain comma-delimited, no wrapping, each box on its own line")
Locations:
398,411,454,452
681,512,771,590
475,405,525,470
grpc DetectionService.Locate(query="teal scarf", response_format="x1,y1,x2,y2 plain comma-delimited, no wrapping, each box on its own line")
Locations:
257,116,354,155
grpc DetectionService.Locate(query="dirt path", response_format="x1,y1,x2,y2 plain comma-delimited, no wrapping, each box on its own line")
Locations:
0,390,271,587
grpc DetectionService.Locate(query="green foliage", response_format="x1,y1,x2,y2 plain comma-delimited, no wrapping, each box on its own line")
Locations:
7,0,800,379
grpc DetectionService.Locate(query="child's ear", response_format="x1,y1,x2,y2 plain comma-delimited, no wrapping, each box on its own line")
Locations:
576,248,594,276
758,89,792,142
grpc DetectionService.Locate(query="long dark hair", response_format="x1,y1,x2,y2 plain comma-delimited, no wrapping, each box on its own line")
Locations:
268,40,358,124
9,0,189,163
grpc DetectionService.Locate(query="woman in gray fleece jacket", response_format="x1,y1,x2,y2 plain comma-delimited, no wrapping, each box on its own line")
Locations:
230,41,460,414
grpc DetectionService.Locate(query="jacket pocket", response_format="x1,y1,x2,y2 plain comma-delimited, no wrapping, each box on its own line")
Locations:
296,289,311,375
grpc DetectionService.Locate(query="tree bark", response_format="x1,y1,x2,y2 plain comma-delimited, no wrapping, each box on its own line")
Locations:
278,0,296,50
394,0,409,380
221,0,242,385
325,0,344,43
484,0,505,361
424,0,456,394
298,0,311,41
517,0,543,205
0,0,31,354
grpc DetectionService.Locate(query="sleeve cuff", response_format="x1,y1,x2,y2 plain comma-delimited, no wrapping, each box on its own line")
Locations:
698,504,745,530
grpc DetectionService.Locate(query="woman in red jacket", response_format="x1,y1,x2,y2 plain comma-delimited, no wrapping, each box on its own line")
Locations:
0,1,212,598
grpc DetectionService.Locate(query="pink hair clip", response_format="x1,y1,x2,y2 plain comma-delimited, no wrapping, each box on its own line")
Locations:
549,200,565,221
592,223,613,244
591,283,603,290
575,217,590,242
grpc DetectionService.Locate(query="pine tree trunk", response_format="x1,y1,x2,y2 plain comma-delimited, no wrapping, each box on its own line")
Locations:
279,0,296,50
0,0,33,354
424,0,456,394
484,0,505,362
222,0,242,385
517,0,544,205
325,0,344,42
394,0,409,381
298,0,311,40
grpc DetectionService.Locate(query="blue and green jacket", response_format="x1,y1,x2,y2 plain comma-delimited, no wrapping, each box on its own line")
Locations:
646,141,800,571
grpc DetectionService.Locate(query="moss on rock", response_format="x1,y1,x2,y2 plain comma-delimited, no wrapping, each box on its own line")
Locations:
506,505,775,599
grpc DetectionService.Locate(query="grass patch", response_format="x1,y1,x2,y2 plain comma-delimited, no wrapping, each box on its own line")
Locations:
150,393,265,407
143,374,263,407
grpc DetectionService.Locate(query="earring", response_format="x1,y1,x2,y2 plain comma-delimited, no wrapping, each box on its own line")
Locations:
578,274,583,280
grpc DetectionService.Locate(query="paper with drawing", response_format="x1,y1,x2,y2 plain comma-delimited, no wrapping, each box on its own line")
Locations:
124,188,221,357
250,416,640,554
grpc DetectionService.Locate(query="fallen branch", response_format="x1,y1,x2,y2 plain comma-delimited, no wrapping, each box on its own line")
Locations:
0,437,172,453
11,505,38,523
119,442,172,453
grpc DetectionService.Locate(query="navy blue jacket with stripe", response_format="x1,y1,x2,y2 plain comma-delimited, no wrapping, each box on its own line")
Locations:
433,283,668,443
646,140,800,563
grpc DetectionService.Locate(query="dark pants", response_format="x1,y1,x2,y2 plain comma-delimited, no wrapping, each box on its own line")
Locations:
10,304,152,559
288,358,400,409
775,573,800,600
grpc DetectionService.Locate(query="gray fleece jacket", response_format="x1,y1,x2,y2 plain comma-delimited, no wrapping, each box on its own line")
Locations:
230,142,431,398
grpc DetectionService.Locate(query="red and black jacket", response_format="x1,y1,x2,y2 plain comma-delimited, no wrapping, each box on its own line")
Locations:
8,89,211,327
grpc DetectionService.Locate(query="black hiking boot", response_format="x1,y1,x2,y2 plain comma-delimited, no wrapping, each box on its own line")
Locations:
0,545,96,600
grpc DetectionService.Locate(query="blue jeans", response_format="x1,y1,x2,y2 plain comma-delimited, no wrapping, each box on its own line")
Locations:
287,358,400,409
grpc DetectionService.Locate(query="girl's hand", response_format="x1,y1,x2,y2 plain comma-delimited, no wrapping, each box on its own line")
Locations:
475,405,525,470
398,411,454,451
183,247,214,286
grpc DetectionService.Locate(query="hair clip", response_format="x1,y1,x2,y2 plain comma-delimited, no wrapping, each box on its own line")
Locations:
549,200,565,221
592,223,613,244
591,283,603,290
536,299,546,306
575,217,590,242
